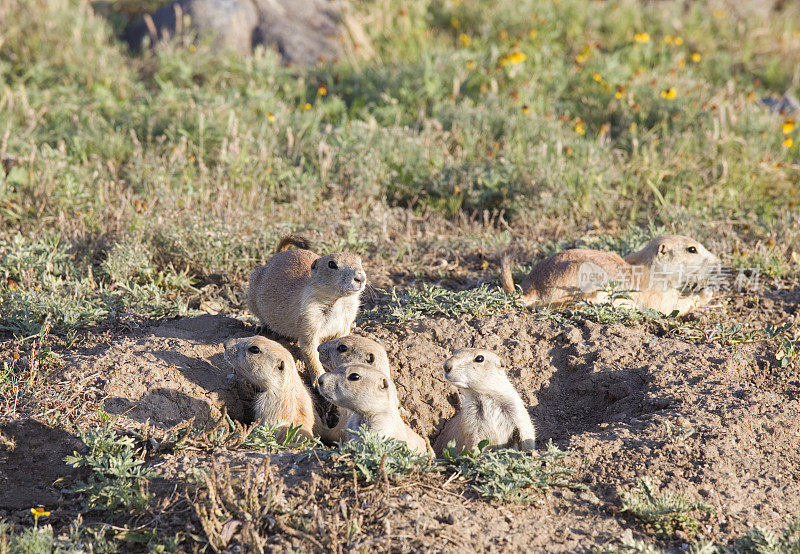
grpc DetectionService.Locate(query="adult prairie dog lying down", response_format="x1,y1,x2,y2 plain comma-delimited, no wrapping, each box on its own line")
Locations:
223,335,317,439
248,235,366,381
500,235,718,316
317,363,427,455
433,348,536,456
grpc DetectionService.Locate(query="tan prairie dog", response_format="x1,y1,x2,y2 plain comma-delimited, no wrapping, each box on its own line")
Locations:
223,335,317,439
317,335,392,441
316,363,427,455
500,235,719,316
433,349,536,456
248,235,367,381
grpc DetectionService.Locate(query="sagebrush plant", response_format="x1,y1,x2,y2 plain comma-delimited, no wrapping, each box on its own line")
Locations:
331,428,435,484
620,478,714,540
64,424,156,515
440,439,582,503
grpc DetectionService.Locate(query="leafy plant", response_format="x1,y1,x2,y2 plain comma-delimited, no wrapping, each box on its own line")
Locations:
734,518,800,553
620,478,714,539
377,284,523,323
64,425,156,515
330,428,434,484
440,440,582,503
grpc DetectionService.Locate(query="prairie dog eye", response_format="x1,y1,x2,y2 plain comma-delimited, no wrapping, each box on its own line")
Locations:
347,373,361,381
337,343,348,353
474,355,484,363
328,260,338,270
686,246,698,254
248,345,261,354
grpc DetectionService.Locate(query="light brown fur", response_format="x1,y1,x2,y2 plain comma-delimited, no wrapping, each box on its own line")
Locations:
500,235,718,316
247,236,366,381
223,336,317,438
317,335,392,441
317,363,427,454
433,348,536,456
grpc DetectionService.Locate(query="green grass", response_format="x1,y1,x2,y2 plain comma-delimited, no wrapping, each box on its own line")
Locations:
2,0,800,341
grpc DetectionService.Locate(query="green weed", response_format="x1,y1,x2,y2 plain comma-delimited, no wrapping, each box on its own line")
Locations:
620,478,714,540
376,284,523,322
64,425,156,516
330,428,435,484
440,439,582,503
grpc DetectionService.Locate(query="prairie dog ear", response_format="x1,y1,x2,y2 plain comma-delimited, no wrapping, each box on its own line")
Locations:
311,259,318,270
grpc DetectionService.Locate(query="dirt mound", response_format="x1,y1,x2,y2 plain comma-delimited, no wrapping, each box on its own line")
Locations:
61,315,257,428
47,311,800,548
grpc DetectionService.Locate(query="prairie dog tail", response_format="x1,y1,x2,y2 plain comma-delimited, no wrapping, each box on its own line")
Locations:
276,234,311,253
499,253,516,295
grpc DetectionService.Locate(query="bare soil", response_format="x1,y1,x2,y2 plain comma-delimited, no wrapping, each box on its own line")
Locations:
2,290,799,550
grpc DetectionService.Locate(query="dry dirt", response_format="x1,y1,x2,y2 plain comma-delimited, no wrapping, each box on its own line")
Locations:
2,291,800,551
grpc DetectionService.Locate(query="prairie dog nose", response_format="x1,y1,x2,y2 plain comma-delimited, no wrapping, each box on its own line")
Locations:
354,270,366,283
443,359,453,374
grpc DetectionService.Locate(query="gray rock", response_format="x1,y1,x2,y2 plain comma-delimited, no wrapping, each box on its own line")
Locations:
122,0,354,65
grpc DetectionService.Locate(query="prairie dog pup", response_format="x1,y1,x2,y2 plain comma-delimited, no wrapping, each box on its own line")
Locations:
248,236,367,381
500,235,718,316
433,349,536,456
317,335,392,441
318,335,391,377
223,336,316,438
317,363,427,454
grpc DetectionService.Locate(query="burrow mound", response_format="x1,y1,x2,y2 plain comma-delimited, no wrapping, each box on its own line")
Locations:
62,311,787,444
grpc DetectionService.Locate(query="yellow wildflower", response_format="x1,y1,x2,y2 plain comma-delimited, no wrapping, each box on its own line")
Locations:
664,35,673,44
188,44,197,53
593,73,603,82
266,112,275,122
466,60,476,70
660,88,677,100
522,104,529,114
317,85,327,96
574,119,586,135
301,102,312,110
673,36,683,45
500,51,526,66
459,33,471,47
615,85,625,99
634,32,651,44
575,45,591,64
450,17,459,28
783,137,794,148
31,508,50,517
782,118,795,134
528,29,538,39
691,52,701,63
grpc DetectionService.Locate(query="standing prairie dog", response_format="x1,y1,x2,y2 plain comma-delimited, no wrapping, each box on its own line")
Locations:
223,336,317,439
317,363,427,454
248,235,366,381
317,335,392,441
433,349,536,456
500,235,719,316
